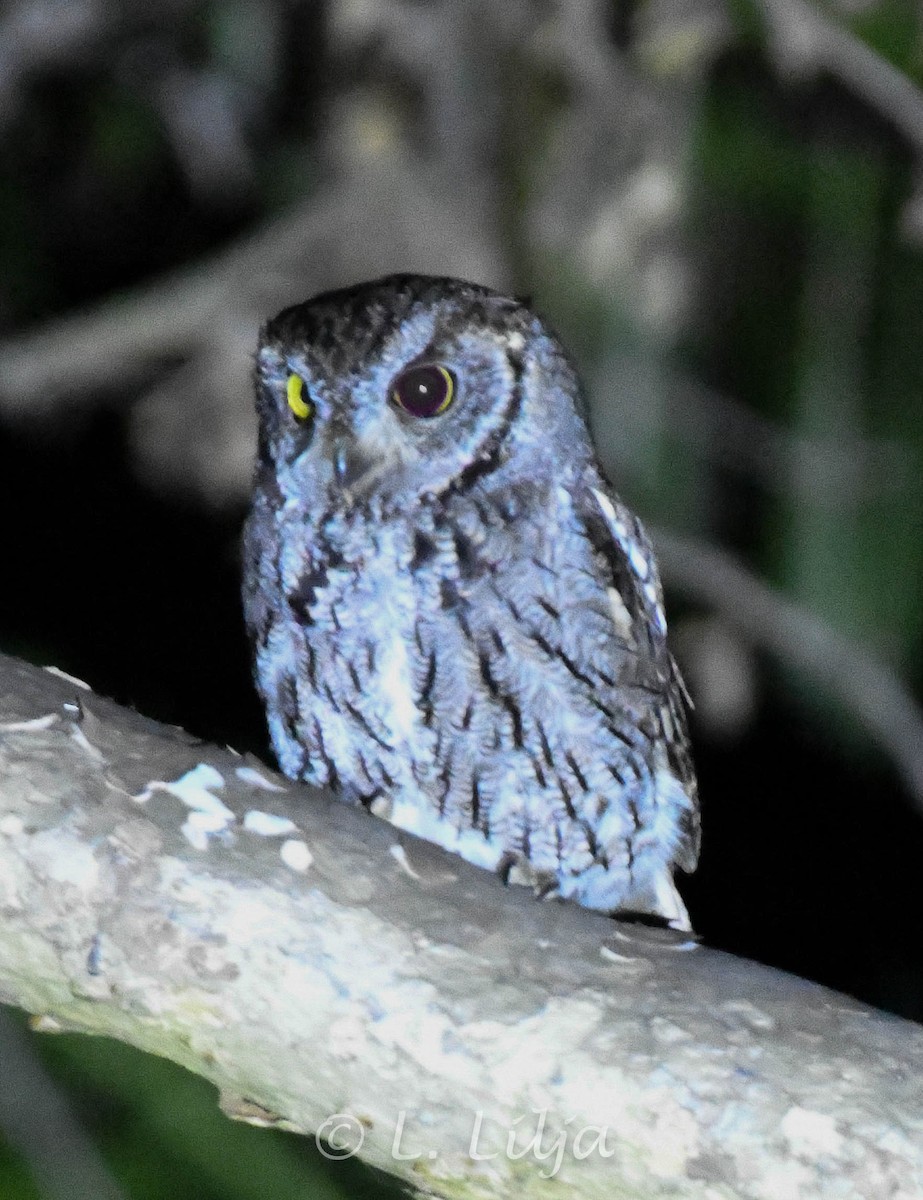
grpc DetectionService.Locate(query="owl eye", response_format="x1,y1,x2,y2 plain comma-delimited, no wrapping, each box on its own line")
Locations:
391,364,455,418
287,373,313,421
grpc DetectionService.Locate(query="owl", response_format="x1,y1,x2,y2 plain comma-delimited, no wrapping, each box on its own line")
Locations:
242,275,699,929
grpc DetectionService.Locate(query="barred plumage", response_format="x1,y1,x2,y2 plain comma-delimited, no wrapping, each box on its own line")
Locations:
243,275,699,928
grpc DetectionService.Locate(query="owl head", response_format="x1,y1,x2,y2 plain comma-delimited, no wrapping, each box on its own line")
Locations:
253,275,592,511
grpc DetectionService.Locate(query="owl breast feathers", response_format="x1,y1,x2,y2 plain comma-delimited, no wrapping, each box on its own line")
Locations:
243,274,699,929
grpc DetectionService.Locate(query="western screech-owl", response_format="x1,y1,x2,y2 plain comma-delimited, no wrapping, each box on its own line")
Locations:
243,275,699,928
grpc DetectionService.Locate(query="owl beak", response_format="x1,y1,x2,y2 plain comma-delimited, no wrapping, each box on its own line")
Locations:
331,438,377,493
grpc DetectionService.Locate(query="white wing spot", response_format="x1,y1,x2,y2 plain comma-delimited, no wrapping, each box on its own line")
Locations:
606,586,634,640
591,487,617,524
628,541,651,581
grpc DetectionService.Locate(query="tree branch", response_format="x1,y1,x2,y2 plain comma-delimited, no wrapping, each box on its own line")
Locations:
757,0,923,153
0,652,921,1197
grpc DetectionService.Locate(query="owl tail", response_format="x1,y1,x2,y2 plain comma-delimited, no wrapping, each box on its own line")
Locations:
627,871,693,933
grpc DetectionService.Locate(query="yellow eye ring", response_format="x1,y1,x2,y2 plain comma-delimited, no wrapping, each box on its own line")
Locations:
287,374,313,421
391,364,455,418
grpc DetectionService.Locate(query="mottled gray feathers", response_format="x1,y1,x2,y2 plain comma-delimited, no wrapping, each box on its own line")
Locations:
243,273,698,928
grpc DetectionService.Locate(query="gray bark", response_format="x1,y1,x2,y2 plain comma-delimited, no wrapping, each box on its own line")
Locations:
0,651,920,1199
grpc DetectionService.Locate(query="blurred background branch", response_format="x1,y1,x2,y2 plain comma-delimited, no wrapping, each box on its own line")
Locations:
654,526,923,806
759,0,923,148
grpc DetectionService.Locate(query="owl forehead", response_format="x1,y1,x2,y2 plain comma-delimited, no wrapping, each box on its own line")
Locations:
262,278,536,383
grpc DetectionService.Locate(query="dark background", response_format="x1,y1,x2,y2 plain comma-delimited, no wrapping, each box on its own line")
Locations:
1,2,922,1197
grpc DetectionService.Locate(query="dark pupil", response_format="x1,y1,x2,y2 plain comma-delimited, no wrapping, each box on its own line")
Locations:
395,366,449,417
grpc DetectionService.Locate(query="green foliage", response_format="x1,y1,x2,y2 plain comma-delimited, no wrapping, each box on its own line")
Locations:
0,1011,402,1200
686,8,923,753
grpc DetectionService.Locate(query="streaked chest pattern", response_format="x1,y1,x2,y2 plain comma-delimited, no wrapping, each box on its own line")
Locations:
243,273,698,927
257,480,691,903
